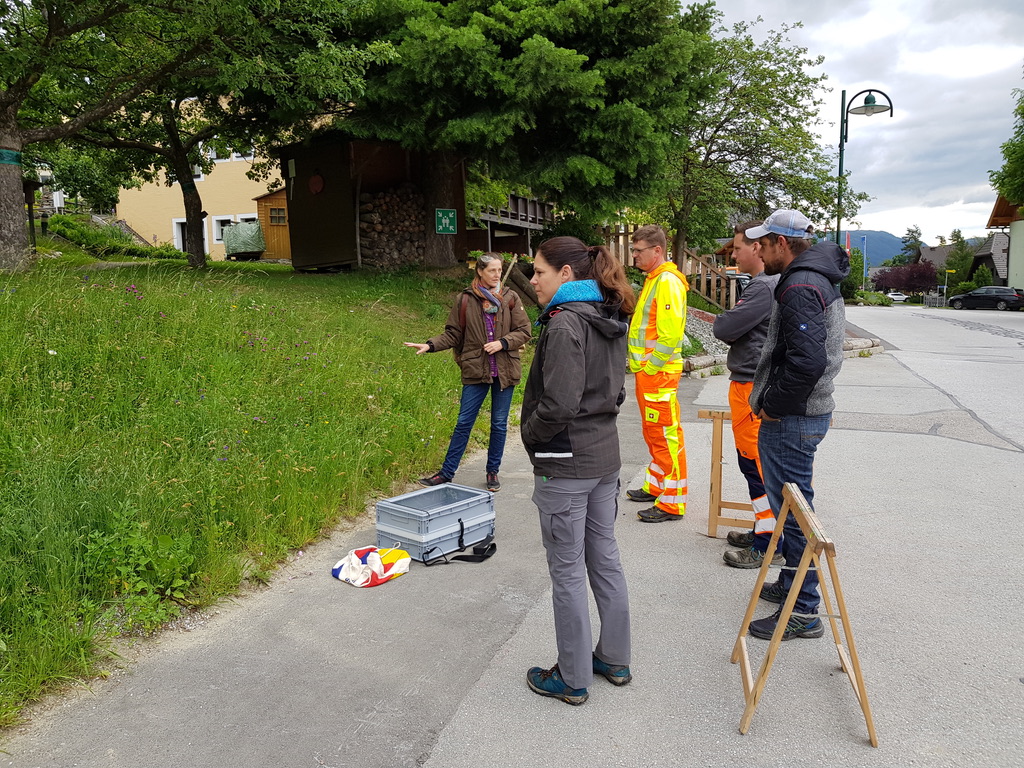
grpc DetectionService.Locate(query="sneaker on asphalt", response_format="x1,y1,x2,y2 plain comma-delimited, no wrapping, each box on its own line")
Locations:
726,530,755,548
486,472,501,492
748,608,824,640
593,655,632,686
626,488,658,503
759,579,789,604
526,665,589,705
637,506,681,523
418,472,451,487
723,546,785,569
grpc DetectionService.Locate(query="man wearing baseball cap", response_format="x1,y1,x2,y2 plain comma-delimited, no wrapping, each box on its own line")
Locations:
743,209,849,641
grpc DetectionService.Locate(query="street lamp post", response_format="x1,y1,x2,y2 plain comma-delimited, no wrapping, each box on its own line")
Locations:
943,269,956,307
835,89,894,245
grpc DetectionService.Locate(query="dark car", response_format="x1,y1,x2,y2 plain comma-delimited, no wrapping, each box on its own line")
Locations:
948,286,1024,311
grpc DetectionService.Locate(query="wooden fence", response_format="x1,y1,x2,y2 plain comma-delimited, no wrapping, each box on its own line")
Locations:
601,223,742,310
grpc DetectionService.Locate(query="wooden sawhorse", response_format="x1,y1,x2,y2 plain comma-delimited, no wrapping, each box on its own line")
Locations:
731,482,878,746
698,409,754,538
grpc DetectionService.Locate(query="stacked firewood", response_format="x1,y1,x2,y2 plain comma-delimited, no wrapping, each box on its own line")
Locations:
358,183,426,269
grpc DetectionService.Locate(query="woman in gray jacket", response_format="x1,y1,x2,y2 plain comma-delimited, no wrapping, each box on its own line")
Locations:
521,236,636,705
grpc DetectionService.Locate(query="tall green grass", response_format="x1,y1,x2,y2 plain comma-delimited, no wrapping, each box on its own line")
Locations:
0,253,495,725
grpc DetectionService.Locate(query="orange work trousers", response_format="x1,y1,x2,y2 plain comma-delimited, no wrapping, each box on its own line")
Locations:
636,369,687,516
729,381,774,537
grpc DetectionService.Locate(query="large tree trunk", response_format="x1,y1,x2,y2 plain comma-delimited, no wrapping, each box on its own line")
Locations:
170,155,208,269
0,126,32,272
421,150,459,267
667,201,691,270
671,226,689,270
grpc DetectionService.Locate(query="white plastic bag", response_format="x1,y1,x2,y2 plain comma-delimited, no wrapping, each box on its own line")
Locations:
331,546,410,588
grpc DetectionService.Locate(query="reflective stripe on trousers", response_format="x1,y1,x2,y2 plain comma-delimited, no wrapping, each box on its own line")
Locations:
635,369,687,515
729,380,775,546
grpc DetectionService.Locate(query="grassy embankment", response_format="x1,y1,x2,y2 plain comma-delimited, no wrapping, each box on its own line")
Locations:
0,243,502,725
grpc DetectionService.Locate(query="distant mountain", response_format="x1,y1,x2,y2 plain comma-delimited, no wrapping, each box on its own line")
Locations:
836,230,911,268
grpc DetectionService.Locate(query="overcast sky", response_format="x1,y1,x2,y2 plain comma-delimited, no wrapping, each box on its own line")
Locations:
709,0,1024,243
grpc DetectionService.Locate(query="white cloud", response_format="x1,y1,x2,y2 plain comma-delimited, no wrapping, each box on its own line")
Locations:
709,0,1024,242
899,46,1024,80
856,200,996,241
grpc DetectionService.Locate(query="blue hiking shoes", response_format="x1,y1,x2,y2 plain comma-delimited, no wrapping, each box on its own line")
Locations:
526,665,589,705
749,608,824,640
759,579,789,604
593,654,632,686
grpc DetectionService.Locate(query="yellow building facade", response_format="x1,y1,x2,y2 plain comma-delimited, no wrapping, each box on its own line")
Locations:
115,152,284,261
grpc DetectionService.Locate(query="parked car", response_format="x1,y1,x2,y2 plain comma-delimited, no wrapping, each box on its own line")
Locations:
948,286,1024,311
886,291,908,302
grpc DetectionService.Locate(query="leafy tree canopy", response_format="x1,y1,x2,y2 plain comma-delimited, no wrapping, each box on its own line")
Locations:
31,143,141,212
0,0,392,270
940,228,976,287
642,15,868,255
344,0,714,220
872,259,937,293
951,281,977,296
990,80,1024,207
896,224,923,265
3,1,251,268
839,246,865,300
972,264,993,288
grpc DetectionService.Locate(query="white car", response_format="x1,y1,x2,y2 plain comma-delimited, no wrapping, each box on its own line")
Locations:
886,292,908,302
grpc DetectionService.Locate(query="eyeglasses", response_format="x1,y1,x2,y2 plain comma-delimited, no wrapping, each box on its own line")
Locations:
629,245,654,254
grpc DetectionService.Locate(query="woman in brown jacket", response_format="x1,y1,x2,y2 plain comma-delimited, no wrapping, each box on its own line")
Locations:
404,253,532,491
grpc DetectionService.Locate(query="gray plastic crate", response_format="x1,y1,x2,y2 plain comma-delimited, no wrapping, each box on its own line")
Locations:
375,483,495,562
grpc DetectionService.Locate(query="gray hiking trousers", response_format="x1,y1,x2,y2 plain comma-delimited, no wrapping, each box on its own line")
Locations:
533,472,631,689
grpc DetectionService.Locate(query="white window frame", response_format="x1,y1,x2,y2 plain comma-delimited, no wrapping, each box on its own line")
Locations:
170,168,204,185
232,148,255,161
206,145,232,163
212,215,236,244
236,212,258,224
172,217,209,254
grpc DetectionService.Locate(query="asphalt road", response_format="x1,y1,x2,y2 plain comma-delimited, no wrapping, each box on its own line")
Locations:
846,304,1024,447
3,306,1022,767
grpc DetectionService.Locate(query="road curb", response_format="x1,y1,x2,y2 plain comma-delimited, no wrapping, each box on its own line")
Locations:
684,337,885,378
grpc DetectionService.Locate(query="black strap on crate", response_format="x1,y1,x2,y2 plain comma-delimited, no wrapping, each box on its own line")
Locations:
422,518,496,566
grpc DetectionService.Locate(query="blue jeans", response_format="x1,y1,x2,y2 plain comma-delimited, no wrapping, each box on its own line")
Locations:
757,414,831,614
440,381,515,478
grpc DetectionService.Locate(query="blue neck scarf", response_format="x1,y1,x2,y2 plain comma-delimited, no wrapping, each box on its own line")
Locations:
545,279,603,310
477,285,502,313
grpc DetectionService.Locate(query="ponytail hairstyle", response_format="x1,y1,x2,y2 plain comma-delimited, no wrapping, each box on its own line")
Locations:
536,236,636,314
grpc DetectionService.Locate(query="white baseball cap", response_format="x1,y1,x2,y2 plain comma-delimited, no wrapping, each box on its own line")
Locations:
745,209,815,240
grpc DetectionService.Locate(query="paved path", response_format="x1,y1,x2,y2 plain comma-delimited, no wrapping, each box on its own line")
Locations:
3,321,1022,767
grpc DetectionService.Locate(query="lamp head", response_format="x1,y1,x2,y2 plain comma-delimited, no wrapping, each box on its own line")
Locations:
849,92,891,116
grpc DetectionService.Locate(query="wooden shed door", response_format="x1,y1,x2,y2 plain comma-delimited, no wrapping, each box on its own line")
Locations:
259,199,292,260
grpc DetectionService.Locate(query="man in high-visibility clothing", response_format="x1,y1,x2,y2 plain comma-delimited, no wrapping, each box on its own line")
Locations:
625,225,689,523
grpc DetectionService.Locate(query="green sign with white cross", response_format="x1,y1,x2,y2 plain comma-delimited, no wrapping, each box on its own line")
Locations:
435,209,457,235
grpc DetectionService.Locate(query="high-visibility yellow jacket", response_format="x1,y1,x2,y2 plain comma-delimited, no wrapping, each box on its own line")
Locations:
628,261,689,374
